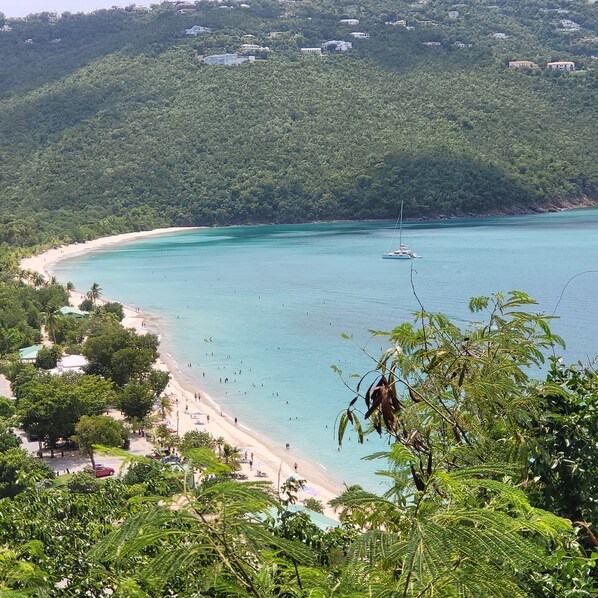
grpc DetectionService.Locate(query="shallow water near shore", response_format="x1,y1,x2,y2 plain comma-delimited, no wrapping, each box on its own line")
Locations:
53,210,598,490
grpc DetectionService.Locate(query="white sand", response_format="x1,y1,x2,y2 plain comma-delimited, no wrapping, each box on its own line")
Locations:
20,228,343,516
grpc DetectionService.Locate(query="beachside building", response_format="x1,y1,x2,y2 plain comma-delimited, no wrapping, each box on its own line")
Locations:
58,306,89,318
547,61,576,71
18,345,43,363
349,32,369,39
50,354,89,375
185,25,212,35
339,18,359,25
322,40,352,52
509,60,537,68
204,53,255,65
300,47,322,55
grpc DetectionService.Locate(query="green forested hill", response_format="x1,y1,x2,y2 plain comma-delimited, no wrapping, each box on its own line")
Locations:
0,0,597,247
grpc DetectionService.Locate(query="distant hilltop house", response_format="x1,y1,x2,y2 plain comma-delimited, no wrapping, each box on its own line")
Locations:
454,41,472,48
50,38,61,44
268,31,285,38
385,20,407,27
340,18,359,25
349,32,370,39
185,25,212,35
322,40,352,52
176,3,197,13
239,43,269,53
547,60,575,71
448,10,459,19
558,19,580,31
422,41,441,46
493,32,508,39
24,38,34,44
204,53,255,65
0,25,13,32
300,47,322,55
509,60,537,68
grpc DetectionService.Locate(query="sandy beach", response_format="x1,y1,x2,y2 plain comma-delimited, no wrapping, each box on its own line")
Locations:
20,228,344,516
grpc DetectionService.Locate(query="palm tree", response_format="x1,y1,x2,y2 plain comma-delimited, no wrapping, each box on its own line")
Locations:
66,281,75,292
158,395,173,420
87,282,102,306
42,307,61,344
220,443,242,471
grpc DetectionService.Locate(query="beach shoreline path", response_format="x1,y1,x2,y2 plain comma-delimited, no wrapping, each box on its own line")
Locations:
20,227,344,517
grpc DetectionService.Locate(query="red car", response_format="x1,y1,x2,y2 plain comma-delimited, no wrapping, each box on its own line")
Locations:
85,465,115,478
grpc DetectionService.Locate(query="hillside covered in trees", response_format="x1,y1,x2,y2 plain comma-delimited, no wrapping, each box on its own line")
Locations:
0,0,597,248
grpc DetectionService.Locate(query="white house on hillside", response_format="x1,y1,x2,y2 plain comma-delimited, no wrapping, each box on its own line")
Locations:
547,60,575,71
340,18,359,25
204,53,255,65
350,32,369,39
185,25,212,35
322,40,352,52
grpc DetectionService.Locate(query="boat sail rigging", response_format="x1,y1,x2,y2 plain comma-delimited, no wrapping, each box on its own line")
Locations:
382,202,422,260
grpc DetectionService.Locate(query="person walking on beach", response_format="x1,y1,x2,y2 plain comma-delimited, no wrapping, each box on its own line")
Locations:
294,462,298,473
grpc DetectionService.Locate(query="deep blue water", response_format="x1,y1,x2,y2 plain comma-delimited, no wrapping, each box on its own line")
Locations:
53,210,598,490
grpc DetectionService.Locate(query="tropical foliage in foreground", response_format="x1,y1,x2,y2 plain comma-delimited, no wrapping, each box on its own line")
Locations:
0,290,595,596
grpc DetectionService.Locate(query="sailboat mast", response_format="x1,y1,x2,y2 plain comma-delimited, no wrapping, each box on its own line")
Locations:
399,201,404,247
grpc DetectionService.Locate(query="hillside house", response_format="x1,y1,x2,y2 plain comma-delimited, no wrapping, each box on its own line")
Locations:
204,53,255,65
547,61,575,71
350,32,369,39
50,38,61,44
448,11,459,19
0,25,13,32
340,18,359,25
509,60,537,68
422,41,441,46
300,47,322,55
240,44,261,51
559,19,580,31
177,8,197,14
24,38,33,44
185,25,212,35
385,20,407,27
322,40,352,52
493,32,508,39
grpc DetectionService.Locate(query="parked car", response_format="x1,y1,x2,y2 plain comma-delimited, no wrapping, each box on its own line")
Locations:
84,465,115,478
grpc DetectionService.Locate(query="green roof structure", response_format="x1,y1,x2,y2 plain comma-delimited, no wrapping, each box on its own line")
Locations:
58,306,89,318
18,345,44,361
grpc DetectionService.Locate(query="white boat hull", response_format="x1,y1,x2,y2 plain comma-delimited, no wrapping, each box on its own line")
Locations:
382,251,421,260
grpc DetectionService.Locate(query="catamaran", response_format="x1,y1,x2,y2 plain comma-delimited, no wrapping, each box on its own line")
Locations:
382,202,422,260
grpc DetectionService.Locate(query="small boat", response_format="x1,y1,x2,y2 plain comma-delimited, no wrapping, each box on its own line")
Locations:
382,202,422,260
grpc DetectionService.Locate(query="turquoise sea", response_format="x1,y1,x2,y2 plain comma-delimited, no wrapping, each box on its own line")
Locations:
53,209,598,491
